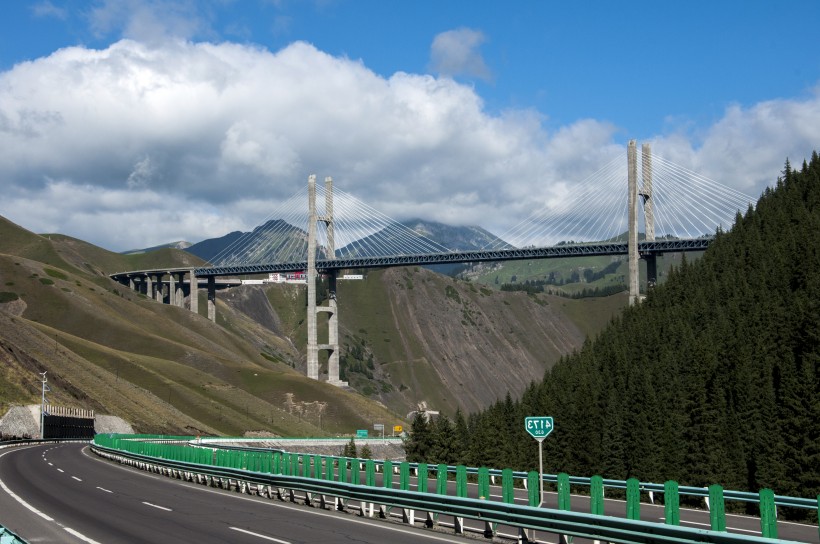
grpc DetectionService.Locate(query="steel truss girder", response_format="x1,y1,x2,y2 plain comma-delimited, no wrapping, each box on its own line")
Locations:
183,238,712,278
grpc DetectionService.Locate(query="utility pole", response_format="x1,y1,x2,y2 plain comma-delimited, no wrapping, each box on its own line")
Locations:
39,371,48,439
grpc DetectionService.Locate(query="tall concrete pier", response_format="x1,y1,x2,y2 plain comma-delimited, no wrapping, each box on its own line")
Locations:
306,175,345,386
628,141,640,305
306,175,319,380
628,140,656,305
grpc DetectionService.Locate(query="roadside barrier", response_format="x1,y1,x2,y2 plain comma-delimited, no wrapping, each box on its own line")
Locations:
92,434,817,543
0,525,28,544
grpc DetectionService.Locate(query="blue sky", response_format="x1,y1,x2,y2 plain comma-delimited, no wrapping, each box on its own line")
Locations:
1,1,819,250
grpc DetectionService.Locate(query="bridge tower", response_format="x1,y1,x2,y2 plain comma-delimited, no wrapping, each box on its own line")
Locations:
306,175,345,386
628,140,656,305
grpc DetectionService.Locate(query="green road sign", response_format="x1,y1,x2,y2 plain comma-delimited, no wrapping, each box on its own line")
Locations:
356,429,368,438
525,416,554,441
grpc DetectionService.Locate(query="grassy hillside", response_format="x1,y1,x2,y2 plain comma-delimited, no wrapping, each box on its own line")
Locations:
0,218,402,435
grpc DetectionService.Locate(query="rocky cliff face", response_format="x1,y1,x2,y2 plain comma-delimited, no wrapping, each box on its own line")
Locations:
377,268,584,413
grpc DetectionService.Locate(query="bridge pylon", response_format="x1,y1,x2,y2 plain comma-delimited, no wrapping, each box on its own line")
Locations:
628,140,656,305
306,175,346,386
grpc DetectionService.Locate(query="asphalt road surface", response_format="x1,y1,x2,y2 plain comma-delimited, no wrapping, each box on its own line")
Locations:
0,443,468,543
0,443,817,543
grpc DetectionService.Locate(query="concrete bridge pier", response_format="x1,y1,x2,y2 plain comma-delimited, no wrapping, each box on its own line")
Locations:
323,272,342,385
174,273,185,307
628,141,640,305
189,269,198,315
169,273,177,306
306,174,346,385
307,175,320,380
207,276,216,322
145,274,154,300
154,273,164,303
128,276,135,291
628,140,656,304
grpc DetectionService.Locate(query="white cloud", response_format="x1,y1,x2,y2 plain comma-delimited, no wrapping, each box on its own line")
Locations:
0,38,818,251
89,0,212,44
32,1,68,20
429,28,491,81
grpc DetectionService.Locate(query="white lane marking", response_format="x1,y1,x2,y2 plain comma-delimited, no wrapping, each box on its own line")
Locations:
84,449,505,543
0,475,55,521
57,468,64,472
230,527,291,543
96,486,113,493
65,527,105,544
0,447,102,544
72,476,82,482
142,501,172,511
48,462,53,466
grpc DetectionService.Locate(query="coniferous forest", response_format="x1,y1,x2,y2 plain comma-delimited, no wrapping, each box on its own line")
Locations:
405,153,820,504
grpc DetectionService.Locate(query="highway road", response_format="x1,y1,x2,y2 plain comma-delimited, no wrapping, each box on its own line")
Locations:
0,443,468,544
0,443,817,543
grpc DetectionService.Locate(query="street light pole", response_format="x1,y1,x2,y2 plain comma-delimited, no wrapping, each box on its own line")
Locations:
39,371,48,439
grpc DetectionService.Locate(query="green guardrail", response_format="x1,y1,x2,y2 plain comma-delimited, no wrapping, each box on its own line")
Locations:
0,525,28,544
92,435,817,544
176,435,819,515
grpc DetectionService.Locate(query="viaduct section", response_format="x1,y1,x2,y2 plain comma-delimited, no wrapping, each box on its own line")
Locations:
110,140,698,385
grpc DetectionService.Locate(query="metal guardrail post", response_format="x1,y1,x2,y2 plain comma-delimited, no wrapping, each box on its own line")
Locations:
478,467,490,500
417,463,428,493
590,475,604,515
527,471,540,506
436,464,448,495
626,478,641,520
383,461,394,488
400,462,410,491
664,480,680,525
558,472,571,511
759,488,778,539
352,458,362,485
456,466,467,498
709,484,726,532
502,468,514,504
366,460,376,487
312,455,321,478
339,458,348,483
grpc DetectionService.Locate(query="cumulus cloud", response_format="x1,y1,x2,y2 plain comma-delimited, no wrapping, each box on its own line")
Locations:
89,0,213,44
0,38,818,251
429,28,491,81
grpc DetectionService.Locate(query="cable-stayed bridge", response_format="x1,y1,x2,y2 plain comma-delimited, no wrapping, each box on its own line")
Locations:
111,141,755,384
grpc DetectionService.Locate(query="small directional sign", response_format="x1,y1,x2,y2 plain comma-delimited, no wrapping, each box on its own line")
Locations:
356,429,368,438
525,416,554,442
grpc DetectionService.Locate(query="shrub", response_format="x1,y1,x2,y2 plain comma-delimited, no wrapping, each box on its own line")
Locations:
44,268,68,280
0,292,19,303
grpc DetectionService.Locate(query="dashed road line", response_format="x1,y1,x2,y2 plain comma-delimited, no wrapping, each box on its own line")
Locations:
57,468,64,473
142,501,172,512
72,476,82,482
96,486,113,493
230,527,291,543
65,527,105,543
